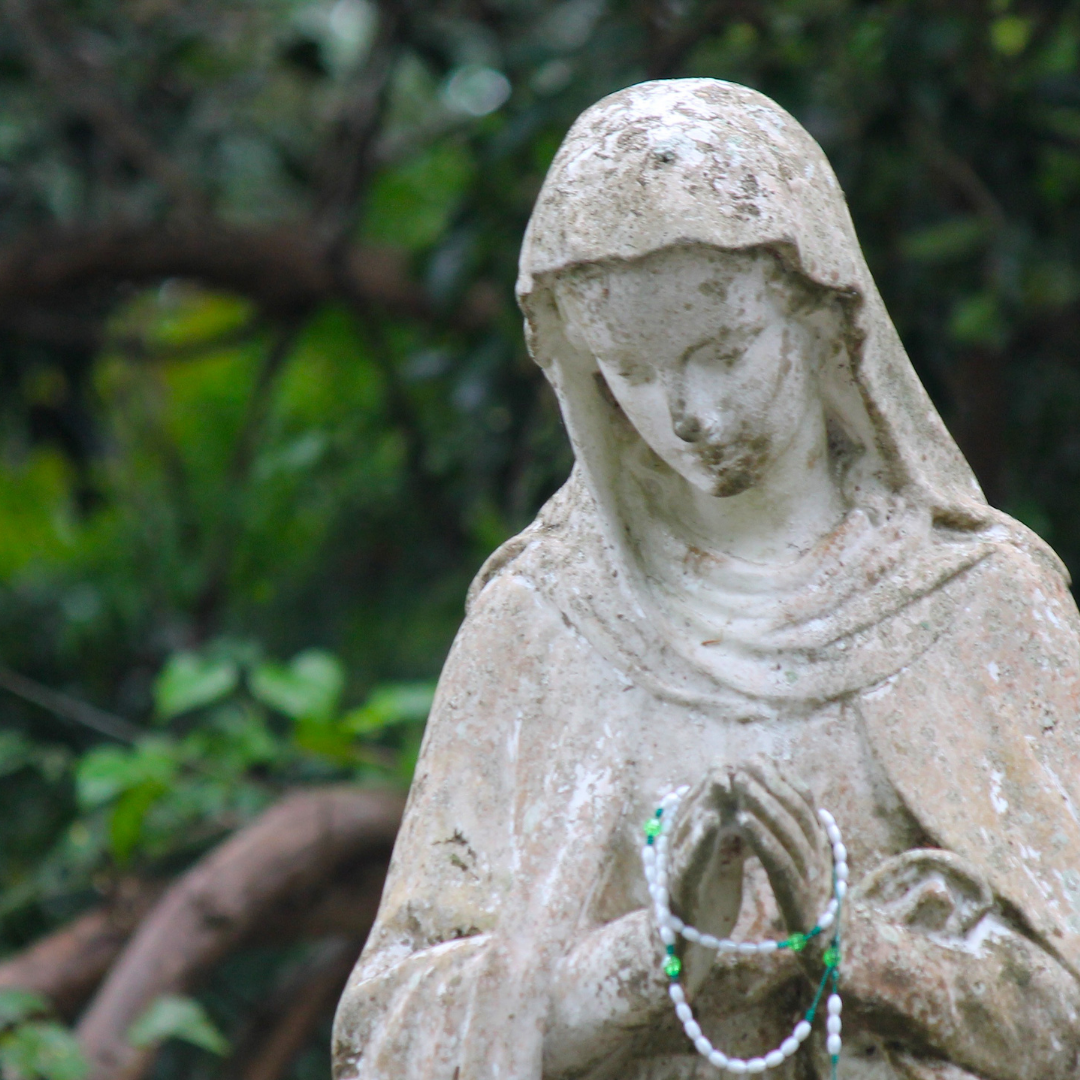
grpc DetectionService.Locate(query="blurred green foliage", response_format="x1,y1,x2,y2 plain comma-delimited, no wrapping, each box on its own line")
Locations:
0,0,1079,1077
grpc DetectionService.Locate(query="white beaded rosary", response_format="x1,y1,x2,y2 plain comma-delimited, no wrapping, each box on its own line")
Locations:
641,786,847,1077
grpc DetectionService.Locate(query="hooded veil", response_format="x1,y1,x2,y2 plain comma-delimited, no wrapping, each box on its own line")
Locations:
335,81,1080,1080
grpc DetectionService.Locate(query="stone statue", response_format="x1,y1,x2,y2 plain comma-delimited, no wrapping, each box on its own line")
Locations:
332,79,1080,1080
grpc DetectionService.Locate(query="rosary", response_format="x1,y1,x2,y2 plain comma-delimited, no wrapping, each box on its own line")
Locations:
642,786,846,1076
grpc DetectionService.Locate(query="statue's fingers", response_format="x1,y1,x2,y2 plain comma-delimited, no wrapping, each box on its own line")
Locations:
736,809,806,932
734,770,810,879
743,760,821,852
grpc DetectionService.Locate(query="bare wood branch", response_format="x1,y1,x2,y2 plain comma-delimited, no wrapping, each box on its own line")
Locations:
76,786,402,1080
0,665,143,742
0,879,164,1018
0,223,495,328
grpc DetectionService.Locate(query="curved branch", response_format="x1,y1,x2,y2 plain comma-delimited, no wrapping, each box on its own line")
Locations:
0,879,163,1018
76,786,402,1080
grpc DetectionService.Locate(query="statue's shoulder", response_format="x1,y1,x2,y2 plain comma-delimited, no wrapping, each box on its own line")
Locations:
955,513,1078,636
464,469,590,615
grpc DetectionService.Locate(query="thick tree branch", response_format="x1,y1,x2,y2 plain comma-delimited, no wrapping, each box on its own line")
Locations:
0,879,163,1018
0,223,495,328
76,786,401,1080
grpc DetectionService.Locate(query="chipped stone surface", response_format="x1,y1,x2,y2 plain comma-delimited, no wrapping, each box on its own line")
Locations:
333,80,1080,1079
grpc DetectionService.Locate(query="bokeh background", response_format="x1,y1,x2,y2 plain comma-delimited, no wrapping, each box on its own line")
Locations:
0,1,1077,1078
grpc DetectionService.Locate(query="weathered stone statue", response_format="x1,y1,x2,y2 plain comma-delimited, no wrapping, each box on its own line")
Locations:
333,79,1080,1080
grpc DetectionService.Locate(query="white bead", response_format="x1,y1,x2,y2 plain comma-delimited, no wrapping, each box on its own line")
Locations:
676,1003,692,1023
794,1020,812,1042
836,880,847,899
708,1050,728,1068
780,1037,799,1058
656,870,669,888
682,926,701,943
757,940,779,953
684,1019,702,1041
827,1034,842,1056
818,911,834,930
699,934,721,949
832,842,847,863
676,784,690,796
835,862,849,882
695,1036,713,1055
746,1057,767,1073
668,913,684,931
765,1049,785,1068
660,926,675,946
818,808,836,827
826,824,841,845
827,1016,842,1035
827,994,842,1016
642,845,655,863
738,942,759,954
669,983,685,1005
717,938,738,952
727,1061,748,1075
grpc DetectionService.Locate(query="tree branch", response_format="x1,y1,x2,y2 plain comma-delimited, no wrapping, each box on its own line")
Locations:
0,879,163,1018
76,786,402,1080
0,223,494,328
0,665,143,742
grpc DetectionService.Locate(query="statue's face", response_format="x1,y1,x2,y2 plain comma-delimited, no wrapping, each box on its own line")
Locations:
554,246,831,498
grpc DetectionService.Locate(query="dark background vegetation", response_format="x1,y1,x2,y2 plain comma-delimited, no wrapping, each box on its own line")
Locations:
0,0,1077,1078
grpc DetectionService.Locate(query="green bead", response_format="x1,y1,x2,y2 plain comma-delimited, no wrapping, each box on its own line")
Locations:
823,946,840,969
785,933,809,952
644,818,662,839
663,955,682,979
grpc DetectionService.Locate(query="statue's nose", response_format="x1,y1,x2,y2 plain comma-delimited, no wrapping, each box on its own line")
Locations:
673,413,703,443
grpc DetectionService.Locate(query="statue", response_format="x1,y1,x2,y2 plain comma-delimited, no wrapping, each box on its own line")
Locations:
332,79,1080,1080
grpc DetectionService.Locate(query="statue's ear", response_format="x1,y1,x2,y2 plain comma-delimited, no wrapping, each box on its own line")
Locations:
855,849,993,937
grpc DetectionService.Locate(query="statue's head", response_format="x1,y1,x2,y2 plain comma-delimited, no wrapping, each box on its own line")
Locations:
552,244,846,498
517,78,989,529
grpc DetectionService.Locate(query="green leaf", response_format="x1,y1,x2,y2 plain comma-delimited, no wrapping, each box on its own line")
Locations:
898,216,990,264
154,653,239,721
343,682,435,735
991,15,1032,56
249,649,344,721
0,990,49,1029
949,293,1008,348
127,995,229,1056
0,1021,88,1080
108,779,168,864
75,747,137,809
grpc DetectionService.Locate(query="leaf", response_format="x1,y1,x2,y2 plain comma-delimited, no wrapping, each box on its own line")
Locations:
898,216,990,264
154,653,239,721
0,1021,88,1080
249,649,344,721
75,747,137,810
108,779,168,864
127,995,229,1056
0,990,49,1029
342,682,435,735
